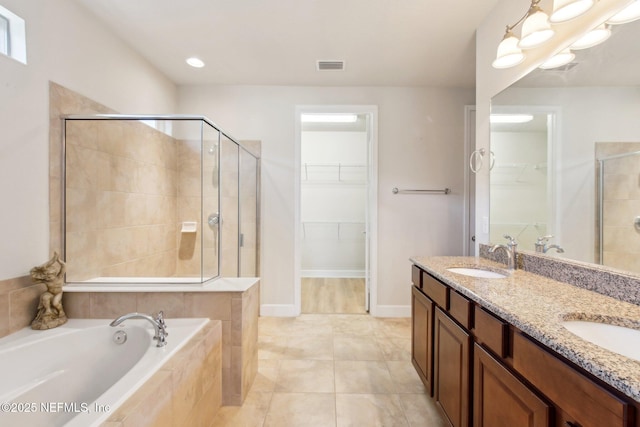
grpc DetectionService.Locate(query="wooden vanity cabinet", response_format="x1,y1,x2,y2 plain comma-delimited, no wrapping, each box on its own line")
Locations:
434,307,471,427
411,266,638,427
412,285,434,394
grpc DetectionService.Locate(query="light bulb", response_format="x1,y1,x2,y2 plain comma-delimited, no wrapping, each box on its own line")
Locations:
492,30,525,69
539,49,575,69
607,0,640,24
519,8,555,49
570,24,611,49
550,0,594,23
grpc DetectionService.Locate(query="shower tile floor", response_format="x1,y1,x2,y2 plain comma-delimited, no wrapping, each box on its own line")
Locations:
211,314,448,427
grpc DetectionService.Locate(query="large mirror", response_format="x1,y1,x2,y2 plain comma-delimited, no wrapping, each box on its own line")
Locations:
490,18,640,274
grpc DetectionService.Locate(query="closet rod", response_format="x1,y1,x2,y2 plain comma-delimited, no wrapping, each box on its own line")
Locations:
392,187,451,195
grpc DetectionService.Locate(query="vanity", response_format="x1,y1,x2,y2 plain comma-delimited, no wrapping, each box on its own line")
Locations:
410,255,640,427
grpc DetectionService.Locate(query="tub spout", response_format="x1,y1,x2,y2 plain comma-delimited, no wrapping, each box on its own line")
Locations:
110,311,168,347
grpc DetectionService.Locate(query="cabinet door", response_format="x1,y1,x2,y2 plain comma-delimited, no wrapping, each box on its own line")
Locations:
512,332,631,427
434,307,471,427
412,286,434,395
474,343,551,427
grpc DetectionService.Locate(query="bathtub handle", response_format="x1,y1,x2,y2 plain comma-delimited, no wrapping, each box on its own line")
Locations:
154,311,168,343
110,312,168,347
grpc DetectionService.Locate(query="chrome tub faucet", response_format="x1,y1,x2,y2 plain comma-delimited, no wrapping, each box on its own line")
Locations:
489,234,518,271
110,311,168,347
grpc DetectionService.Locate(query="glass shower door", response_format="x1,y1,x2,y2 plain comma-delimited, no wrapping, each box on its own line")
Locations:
202,122,221,281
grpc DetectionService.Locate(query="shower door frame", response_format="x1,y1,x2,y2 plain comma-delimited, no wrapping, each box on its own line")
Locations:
61,114,259,284
597,149,640,265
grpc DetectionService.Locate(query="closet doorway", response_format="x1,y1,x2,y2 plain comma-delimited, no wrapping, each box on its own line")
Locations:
294,106,377,315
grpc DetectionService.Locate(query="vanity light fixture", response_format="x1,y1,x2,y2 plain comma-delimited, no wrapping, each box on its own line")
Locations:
186,57,205,68
607,0,640,24
549,0,594,23
492,0,554,68
539,48,576,69
300,114,358,123
518,1,555,49
492,28,526,68
570,23,611,49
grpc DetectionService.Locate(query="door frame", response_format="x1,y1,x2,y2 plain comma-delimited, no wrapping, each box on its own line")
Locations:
463,105,476,256
294,105,378,316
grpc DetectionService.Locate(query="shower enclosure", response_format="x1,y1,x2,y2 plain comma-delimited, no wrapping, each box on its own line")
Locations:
597,146,640,274
62,115,260,284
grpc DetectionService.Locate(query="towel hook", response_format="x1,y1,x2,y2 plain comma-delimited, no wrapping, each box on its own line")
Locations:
469,148,495,173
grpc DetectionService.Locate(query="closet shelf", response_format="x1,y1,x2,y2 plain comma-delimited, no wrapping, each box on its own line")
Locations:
301,221,366,240
302,163,367,183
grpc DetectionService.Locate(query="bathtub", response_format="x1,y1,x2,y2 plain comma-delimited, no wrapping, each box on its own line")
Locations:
0,317,209,427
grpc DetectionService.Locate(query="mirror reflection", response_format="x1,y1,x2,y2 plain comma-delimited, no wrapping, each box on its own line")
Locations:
490,18,640,273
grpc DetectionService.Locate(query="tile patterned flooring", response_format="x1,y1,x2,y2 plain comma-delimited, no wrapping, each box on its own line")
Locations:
211,314,448,427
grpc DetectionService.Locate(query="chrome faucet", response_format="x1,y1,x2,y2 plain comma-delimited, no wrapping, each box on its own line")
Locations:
110,311,168,347
489,234,518,271
534,235,565,254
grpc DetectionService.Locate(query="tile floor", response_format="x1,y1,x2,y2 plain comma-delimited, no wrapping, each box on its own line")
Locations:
211,314,448,427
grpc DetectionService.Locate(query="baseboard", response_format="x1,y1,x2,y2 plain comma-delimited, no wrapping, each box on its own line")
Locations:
260,304,298,317
372,305,411,318
301,270,366,278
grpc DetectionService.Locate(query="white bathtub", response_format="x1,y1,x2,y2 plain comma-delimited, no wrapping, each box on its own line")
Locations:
0,317,209,427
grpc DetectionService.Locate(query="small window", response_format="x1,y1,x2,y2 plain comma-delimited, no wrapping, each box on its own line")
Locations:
0,5,25,64
0,14,9,56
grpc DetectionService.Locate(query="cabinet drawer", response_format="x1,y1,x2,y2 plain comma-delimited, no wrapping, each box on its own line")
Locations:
422,272,449,308
473,307,507,358
512,332,631,427
412,265,422,289
448,290,472,329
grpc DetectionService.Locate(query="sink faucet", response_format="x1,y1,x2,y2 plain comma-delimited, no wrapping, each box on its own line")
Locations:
534,235,565,254
489,234,517,271
110,311,168,347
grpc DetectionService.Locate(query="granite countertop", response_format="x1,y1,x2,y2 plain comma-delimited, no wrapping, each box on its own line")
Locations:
410,255,640,403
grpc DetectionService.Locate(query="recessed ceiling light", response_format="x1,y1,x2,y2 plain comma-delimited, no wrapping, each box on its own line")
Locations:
186,57,205,68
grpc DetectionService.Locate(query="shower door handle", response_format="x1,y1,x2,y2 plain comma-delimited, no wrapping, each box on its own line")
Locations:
208,213,220,228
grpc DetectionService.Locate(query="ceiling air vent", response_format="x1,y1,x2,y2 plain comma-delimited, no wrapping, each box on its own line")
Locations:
317,60,345,71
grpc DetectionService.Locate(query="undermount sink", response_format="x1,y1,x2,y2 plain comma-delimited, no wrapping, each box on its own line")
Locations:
561,320,640,362
446,267,507,279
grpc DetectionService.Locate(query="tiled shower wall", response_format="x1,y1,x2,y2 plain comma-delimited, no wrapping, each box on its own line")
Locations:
596,142,640,274
65,119,179,280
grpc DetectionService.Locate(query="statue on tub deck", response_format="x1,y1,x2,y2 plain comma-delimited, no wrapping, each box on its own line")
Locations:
31,252,67,330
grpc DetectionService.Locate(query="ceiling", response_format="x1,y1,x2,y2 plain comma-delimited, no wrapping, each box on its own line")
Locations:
74,0,500,88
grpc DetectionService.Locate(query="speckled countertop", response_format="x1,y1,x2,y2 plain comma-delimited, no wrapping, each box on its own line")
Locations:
411,255,640,403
